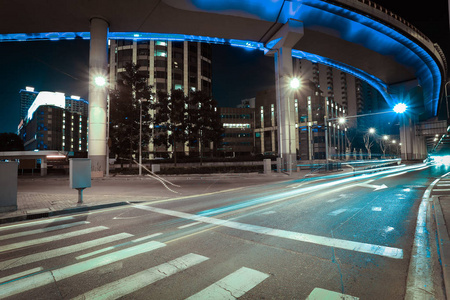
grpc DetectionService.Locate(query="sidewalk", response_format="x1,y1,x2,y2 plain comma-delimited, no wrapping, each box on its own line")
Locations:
0,172,314,224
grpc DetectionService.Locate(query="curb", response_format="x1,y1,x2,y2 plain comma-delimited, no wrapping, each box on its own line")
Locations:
0,202,129,225
433,195,450,300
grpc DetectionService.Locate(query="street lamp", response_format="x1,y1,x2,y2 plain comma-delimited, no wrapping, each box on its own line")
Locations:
393,103,407,114
94,75,107,87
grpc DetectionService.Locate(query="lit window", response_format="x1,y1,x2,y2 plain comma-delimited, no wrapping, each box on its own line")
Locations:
155,50,167,57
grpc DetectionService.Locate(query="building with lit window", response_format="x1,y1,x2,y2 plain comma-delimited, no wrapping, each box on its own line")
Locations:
254,59,361,160
19,87,38,121
109,40,212,95
108,40,212,158
218,107,255,157
18,89,88,153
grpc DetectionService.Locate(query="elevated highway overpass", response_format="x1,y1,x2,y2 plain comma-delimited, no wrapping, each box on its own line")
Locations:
1,0,447,175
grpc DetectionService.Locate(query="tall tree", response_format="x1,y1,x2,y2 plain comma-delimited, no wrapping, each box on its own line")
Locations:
109,63,152,169
153,89,188,165
0,133,24,151
187,91,223,164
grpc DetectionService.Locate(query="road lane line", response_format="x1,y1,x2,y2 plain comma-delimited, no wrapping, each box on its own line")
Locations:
0,226,109,253
186,267,269,300
133,205,404,259
178,221,202,229
0,233,134,270
76,232,162,260
0,216,75,232
72,253,208,300
0,241,166,299
433,188,450,192
0,267,43,284
328,209,347,216
0,221,90,241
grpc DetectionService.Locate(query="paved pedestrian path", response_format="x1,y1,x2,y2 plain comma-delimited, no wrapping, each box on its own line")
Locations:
1,172,317,224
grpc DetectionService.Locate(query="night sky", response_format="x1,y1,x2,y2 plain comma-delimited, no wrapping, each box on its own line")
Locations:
0,1,448,133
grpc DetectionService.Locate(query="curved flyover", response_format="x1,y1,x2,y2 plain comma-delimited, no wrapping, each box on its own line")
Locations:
0,0,446,171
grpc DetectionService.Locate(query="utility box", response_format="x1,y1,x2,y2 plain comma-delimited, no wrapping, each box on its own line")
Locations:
152,164,160,173
0,161,18,212
263,159,271,174
70,158,91,203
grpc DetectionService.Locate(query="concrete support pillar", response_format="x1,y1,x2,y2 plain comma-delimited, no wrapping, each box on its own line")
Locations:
400,115,415,161
275,46,297,173
266,19,303,173
88,17,109,177
40,156,47,176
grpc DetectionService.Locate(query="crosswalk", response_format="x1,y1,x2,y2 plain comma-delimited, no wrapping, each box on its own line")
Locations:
0,217,270,299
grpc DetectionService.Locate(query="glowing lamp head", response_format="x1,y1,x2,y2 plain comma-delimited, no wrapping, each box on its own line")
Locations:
94,75,107,87
393,103,407,114
369,128,376,134
338,117,346,124
290,78,300,89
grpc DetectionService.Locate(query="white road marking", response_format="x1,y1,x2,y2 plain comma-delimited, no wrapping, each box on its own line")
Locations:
76,232,162,260
0,226,109,253
0,241,166,299
372,207,382,212
0,267,43,284
0,233,133,270
132,232,163,242
405,174,448,298
133,205,404,259
261,211,276,215
437,183,450,187
306,287,359,299
356,183,388,191
385,171,407,178
72,253,209,300
384,226,394,233
0,216,75,232
0,221,90,241
433,188,450,192
186,267,269,300
178,221,202,229
328,209,347,216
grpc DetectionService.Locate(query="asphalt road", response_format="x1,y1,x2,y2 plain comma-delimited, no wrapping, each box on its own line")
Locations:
1,163,448,299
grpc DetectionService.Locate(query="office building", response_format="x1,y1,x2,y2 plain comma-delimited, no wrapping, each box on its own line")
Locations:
109,40,212,95
218,107,255,157
18,89,88,153
19,87,38,121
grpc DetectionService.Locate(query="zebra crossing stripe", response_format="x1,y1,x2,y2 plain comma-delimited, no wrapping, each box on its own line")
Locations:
186,267,269,299
0,267,43,284
306,288,359,299
0,216,75,232
0,233,133,270
71,253,209,300
76,232,162,260
0,221,90,241
0,241,166,299
0,226,109,253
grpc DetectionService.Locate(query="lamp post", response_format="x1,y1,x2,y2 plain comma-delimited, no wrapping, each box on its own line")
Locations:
326,103,407,165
